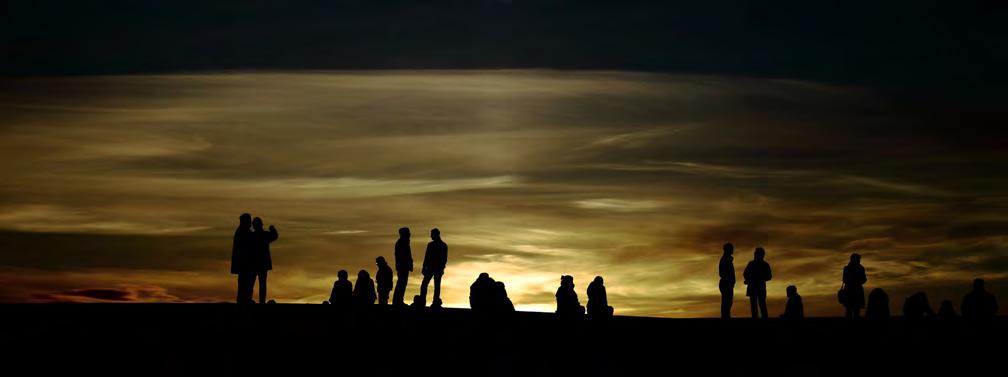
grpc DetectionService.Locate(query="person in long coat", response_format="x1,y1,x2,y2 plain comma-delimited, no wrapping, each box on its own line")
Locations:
375,256,393,305
353,269,377,310
330,270,353,309
842,253,867,318
742,247,772,319
231,213,254,304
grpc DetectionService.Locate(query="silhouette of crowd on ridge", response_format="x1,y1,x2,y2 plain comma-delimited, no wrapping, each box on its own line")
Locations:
231,214,999,320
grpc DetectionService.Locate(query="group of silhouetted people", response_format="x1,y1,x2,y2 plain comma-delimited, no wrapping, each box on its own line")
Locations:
553,275,613,320
230,213,279,304
719,242,999,320
323,227,449,310
469,272,515,317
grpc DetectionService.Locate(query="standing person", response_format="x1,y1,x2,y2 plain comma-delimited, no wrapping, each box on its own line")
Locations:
719,243,735,319
392,227,412,306
251,217,279,304
353,270,377,309
842,253,867,318
743,247,772,319
419,228,448,308
961,278,999,320
231,213,254,304
375,256,393,306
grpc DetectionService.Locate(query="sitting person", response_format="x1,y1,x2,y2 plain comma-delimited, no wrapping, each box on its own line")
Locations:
903,292,935,319
556,275,585,318
329,270,353,308
780,285,804,320
353,269,377,310
495,281,515,314
586,276,613,319
865,288,890,320
469,272,496,313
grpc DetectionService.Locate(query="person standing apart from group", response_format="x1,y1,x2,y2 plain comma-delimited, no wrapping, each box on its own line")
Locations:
841,253,867,318
743,247,772,319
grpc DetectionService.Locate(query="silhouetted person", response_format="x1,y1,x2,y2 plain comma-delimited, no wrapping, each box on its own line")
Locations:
780,285,803,320
231,213,255,304
937,300,958,319
719,242,735,319
470,272,496,313
250,217,279,304
841,253,867,318
353,269,377,309
743,247,772,319
419,228,447,308
375,256,393,306
865,288,890,320
495,281,515,314
903,292,935,319
962,278,998,320
556,275,585,318
329,270,353,309
587,276,613,319
392,227,413,306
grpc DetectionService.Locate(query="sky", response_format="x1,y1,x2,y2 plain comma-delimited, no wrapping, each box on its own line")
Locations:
1,70,1005,317
0,1,1005,317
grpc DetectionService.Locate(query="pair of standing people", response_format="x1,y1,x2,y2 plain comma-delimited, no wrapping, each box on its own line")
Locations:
393,227,448,307
719,243,772,319
230,213,280,304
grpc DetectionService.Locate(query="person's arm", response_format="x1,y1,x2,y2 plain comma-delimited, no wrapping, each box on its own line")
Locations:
766,264,772,281
268,225,279,242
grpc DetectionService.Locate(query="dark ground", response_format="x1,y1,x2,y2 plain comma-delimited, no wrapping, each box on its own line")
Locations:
1,304,1003,376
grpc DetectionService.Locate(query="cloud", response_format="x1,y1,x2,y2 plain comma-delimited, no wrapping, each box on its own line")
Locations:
0,71,1004,317
31,285,181,303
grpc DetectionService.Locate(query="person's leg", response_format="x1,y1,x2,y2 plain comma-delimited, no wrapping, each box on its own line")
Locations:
378,289,389,305
393,270,408,305
258,271,268,304
419,273,432,303
237,273,253,304
758,292,768,319
432,272,443,305
750,296,758,318
720,283,733,319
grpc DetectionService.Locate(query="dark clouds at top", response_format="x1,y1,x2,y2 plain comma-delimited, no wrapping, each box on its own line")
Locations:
2,0,1006,97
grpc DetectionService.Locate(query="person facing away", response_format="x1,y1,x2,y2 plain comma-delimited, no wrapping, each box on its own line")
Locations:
375,256,393,306
329,270,353,309
780,285,804,320
937,300,958,319
719,242,735,319
419,228,448,308
842,253,867,318
231,213,254,304
392,227,413,306
903,292,934,319
353,269,377,309
556,275,585,317
494,281,515,314
250,217,279,304
743,247,772,319
962,278,998,320
469,272,496,313
865,288,890,320
586,276,613,319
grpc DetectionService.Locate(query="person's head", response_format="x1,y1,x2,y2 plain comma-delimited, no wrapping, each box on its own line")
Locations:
594,276,604,285
358,269,369,280
479,272,490,280
337,270,348,281
252,217,264,230
754,247,765,260
850,253,861,264
786,285,798,297
723,243,734,255
399,227,410,238
973,278,985,291
376,256,387,266
430,228,441,240
239,213,252,227
561,275,574,287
